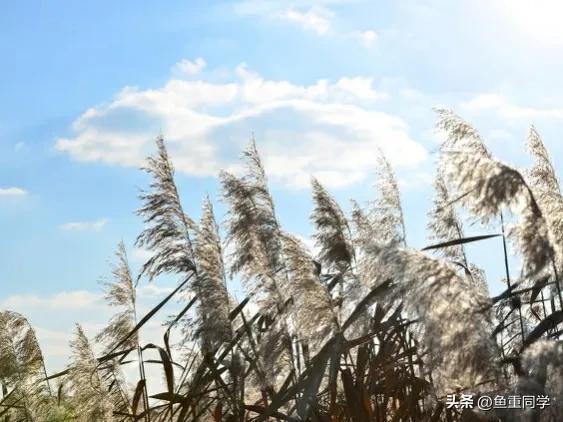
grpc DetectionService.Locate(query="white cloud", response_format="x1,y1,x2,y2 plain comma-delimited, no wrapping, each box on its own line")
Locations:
14,142,26,151
278,8,332,34
59,218,108,231
173,57,206,75
331,77,387,101
234,0,357,15
0,187,27,197
349,29,378,47
131,247,153,263
0,290,101,311
2,286,181,373
137,284,174,298
235,1,376,46
56,61,427,189
461,94,563,120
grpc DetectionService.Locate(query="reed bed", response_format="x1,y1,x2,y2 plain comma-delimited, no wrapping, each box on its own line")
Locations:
1,110,562,421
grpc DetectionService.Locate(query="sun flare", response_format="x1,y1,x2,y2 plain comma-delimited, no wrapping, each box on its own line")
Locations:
496,0,563,46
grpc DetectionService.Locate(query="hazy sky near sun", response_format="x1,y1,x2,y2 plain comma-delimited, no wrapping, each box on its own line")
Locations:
3,0,563,371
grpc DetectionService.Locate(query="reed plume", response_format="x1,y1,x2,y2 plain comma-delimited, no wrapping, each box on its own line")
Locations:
221,140,286,312
367,245,498,395
311,177,355,273
427,172,468,265
526,127,563,302
221,140,295,394
281,233,339,348
435,108,490,157
372,151,407,246
97,242,138,352
136,136,197,281
96,242,147,419
311,179,369,336
68,324,115,421
0,311,52,420
193,196,232,354
439,114,554,278
519,340,563,420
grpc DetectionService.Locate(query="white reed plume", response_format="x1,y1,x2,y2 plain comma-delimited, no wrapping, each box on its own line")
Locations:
311,177,355,273
366,244,499,395
193,196,232,354
372,151,406,246
440,119,554,278
0,311,52,420
526,127,563,274
281,233,339,347
427,172,468,265
97,241,138,352
68,324,115,421
221,140,286,312
136,136,197,281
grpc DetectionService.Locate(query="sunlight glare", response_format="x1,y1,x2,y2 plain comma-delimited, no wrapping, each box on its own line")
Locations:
495,0,563,46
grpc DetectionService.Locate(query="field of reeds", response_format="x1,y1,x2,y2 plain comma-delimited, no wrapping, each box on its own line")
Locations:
1,109,563,421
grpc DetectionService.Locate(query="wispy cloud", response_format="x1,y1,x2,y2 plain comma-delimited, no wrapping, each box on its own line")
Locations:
59,218,108,231
173,57,206,75
0,187,28,197
348,29,378,47
56,61,426,189
279,8,332,35
237,2,376,47
0,290,101,311
131,246,153,263
461,94,563,120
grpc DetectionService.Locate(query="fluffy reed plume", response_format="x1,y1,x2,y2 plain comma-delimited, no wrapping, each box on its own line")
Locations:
427,172,468,265
221,140,294,394
350,200,384,288
350,151,406,287
440,121,554,277
468,263,490,296
518,340,563,420
256,323,293,390
97,242,138,352
0,311,52,420
527,127,562,206
350,199,373,251
371,151,407,246
68,324,115,421
193,197,232,354
311,180,368,334
311,178,355,273
95,242,146,418
136,136,197,281
527,127,563,269
350,153,406,289
221,140,286,311
435,108,490,157
281,233,339,347
369,245,498,394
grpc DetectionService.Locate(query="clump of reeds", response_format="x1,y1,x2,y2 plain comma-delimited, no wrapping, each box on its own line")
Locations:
2,110,563,421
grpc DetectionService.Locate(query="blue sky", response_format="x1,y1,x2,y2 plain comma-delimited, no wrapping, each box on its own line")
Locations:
3,0,563,372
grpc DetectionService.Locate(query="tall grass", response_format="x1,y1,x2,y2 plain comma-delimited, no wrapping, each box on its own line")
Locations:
1,111,562,421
